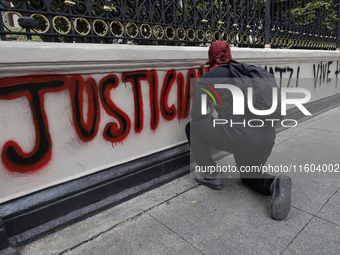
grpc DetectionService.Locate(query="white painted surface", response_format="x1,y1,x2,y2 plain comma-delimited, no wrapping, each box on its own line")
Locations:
0,42,339,203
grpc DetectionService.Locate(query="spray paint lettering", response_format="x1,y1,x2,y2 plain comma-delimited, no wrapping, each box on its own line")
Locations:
0,75,68,173
99,74,131,144
313,61,333,87
0,68,205,173
266,62,340,88
70,75,100,142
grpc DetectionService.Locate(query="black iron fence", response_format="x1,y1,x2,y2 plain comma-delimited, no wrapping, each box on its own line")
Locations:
1,0,339,49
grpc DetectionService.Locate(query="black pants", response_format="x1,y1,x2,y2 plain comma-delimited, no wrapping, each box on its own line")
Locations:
186,119,275,196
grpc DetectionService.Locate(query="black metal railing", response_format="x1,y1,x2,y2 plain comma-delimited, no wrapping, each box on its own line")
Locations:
1,0,339,49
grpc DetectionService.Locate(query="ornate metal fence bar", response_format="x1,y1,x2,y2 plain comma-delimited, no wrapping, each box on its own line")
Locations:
1,0,339,49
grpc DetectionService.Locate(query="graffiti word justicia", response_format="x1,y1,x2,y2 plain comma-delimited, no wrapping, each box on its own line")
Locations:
0,67,208,173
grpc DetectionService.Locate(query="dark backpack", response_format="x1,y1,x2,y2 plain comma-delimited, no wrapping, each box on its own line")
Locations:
221,59,282,121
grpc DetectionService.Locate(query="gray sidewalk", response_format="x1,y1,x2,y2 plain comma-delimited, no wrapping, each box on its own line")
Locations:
19,106,340,255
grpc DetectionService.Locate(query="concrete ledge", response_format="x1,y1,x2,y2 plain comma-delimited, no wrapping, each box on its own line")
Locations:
1,143,191,245
1,42,340,77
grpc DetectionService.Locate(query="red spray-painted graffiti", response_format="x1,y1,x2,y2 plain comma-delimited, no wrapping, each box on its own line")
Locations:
70,75,101,142
122,70,151,133
0,67,208,173
99,74,131,144
0,75,68,173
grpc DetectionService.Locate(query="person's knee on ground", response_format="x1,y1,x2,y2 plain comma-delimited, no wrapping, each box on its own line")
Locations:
240,176,273,196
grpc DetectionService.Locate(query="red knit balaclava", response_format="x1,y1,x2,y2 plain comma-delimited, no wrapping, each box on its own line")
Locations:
206,41,233,70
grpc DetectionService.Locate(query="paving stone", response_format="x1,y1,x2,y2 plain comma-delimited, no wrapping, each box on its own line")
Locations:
317,188,340,225
19,174,198,255
65,213,202,255
282,217,340,255
271,128,340,166
148,182,313,255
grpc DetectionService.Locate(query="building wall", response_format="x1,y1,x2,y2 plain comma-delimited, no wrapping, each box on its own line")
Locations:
0,42,340,204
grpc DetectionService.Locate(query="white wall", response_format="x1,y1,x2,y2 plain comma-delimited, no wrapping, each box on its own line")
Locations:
0,42,339,203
